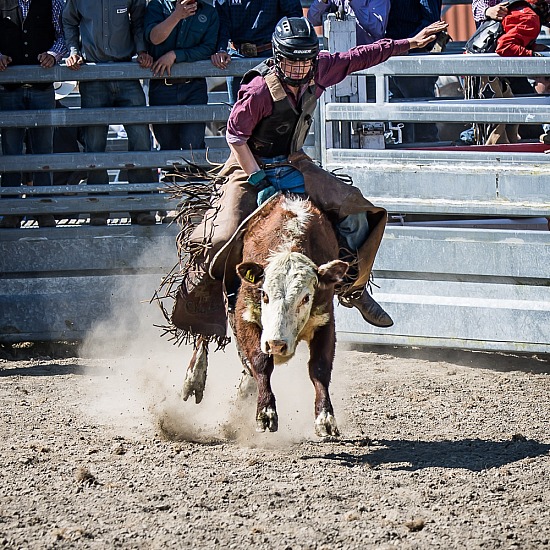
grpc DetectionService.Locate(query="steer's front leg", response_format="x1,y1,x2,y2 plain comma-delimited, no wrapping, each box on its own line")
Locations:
308,323,339,438
235,316,278,433
181,337,208,404
253,350,277,432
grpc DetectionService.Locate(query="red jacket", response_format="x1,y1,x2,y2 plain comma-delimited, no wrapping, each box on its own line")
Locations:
496,1,541,56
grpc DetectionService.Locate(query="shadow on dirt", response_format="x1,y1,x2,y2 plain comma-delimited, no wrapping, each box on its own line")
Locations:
0,363,86,377
344,344,550,375
304,437,550,471
0,341,81,361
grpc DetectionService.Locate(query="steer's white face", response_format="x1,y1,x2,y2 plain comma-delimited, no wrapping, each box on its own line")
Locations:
259,251,321,358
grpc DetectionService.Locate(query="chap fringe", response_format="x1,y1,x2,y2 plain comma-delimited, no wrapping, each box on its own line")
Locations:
151,160,231,351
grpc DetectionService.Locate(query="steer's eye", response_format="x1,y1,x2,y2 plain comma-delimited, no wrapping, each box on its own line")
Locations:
300,295,310,306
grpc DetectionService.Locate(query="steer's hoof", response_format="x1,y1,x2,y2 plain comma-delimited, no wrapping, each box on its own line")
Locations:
256,407,278,433
181,344,208,404
315,411,340,438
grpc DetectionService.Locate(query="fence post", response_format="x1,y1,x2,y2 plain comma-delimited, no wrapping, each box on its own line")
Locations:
322,14,357,150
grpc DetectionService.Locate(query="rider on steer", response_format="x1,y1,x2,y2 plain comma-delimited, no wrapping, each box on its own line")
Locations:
170,16,448,348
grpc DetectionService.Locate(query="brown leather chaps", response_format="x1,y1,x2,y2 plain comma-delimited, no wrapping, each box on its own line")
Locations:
171,151,387,339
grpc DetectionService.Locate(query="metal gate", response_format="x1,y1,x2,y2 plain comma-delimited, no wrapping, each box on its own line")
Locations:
321,16,549,352
0,21,548,351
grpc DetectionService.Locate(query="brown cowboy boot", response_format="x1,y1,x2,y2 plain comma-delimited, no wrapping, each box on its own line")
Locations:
339,289,393,328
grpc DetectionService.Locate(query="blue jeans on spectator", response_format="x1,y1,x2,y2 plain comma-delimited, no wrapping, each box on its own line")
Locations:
0,84,55,188
389,75,439,143
79,80,154,184
149,78,207,150
227,49,273,105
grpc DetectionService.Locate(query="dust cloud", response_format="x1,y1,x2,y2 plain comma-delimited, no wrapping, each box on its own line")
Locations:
78,241,349,445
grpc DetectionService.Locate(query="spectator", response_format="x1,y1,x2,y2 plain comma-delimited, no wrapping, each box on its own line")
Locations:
210,0,303,104
385,0,442,143
308,0,390,104
0,0,66,229
63,0,157,226
308,0,390,118
494,0,550,57
472,0,544,137
472,0,510,27
145,0,219,151
307,0,390,46
465,0,550,144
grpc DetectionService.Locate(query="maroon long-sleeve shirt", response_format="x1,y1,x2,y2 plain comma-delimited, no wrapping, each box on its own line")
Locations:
226,38,410,146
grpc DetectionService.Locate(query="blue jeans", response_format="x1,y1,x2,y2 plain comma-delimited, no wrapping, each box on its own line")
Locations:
261,155,305,194
149,79,207,150
79,80,154,184
227,49,273,104
0,85,55,187
261,155,369,249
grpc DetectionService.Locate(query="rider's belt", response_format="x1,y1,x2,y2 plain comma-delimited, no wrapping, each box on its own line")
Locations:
232,42,272,57
163,78,199,86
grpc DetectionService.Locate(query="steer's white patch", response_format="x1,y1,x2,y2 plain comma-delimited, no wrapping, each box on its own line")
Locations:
280,196,312,243
242,296,261,326
298,307,330,343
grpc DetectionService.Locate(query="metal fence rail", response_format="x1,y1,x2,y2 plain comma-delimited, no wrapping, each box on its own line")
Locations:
326,148,550,217
0,27,549,351
320,16,550,352
0,223,179,342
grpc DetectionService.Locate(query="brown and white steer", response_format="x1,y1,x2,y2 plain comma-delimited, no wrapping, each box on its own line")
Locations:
234,194,348,437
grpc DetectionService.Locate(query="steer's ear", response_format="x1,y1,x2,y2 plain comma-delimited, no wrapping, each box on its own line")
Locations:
236,262,265,286
317,260,349,288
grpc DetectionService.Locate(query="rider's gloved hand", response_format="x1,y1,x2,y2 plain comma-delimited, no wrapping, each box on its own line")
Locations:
256,185,277,206
247,169,271,191
248,169,277,206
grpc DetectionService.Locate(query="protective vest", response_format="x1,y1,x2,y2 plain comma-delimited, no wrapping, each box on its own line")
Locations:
0,0,55,65
241,61,318,158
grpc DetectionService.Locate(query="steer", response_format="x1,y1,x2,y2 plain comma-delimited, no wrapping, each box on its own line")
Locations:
233,194,348,437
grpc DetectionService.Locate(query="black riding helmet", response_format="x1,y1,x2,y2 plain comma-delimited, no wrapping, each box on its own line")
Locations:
272,17,319,86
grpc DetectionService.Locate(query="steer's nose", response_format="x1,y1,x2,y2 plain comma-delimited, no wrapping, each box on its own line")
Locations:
265,340,288,356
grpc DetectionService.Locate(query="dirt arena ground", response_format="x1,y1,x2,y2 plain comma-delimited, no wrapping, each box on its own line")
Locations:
1,314,549,548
